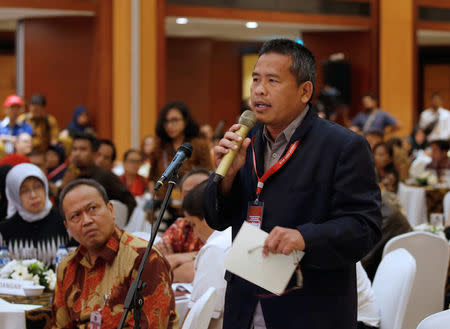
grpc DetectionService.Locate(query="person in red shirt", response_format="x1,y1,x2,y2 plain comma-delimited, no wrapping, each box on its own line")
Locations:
120,149,148,197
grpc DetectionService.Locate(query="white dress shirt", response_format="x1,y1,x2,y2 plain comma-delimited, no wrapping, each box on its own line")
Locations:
188,228,232,329
357,262,380,327
419,107,450,142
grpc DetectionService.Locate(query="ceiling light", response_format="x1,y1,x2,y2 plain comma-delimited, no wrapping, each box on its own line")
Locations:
176,17,188,24
246,22,258,29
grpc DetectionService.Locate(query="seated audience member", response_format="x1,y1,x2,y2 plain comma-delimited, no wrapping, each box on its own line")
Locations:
419,92,450,142
409,126,428,157
120,149,147,197
13,132,33,156
65,105,93,136
28,149,47,173
426,140,450,180
0,153,30,166
19,93,59,152
149,101,213,197
356,262,380,329
364,129,384,150
156,169,208,283
52,179,177,328
94,138,117,171
60,133,136,220
351,94,401,135
373,142,395,180
380,165,400,193
0,165,12,221
0,95,32,154
182,180,232,329
362,189,412,280
0,163,68,263
139,135,155,178
46,144,68,185
387,137,411,182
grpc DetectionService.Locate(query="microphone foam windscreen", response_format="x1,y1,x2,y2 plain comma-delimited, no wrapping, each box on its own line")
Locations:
238,110,257,128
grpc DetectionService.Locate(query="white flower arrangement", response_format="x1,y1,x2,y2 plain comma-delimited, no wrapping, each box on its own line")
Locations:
414,223,446,239
0,259,56,290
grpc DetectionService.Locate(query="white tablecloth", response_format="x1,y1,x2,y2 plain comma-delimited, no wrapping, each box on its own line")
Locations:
398,183,428,226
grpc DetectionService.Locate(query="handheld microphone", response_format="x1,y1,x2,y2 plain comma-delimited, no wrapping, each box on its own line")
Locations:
214,110,257,181
154,143,193,191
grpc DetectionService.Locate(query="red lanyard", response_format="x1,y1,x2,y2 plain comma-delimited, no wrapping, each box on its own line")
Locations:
251,137,300,199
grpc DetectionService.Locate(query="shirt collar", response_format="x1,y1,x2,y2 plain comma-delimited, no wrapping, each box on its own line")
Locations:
78,226,123,267
263,105,309,144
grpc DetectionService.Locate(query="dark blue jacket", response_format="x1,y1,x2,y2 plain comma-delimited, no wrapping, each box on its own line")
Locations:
204,109,382,329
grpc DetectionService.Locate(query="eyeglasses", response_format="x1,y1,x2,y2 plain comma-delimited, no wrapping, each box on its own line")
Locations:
164,118,183,125
19,184,44,196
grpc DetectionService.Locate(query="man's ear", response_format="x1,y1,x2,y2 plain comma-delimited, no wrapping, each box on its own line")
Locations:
107,201,115,221
299,81,314,104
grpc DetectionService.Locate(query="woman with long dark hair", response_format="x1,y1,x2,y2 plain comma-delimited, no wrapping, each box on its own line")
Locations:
149,101,212,195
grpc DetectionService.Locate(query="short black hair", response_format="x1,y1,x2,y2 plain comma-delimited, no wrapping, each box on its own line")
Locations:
179,168,211,189
258,39,316,96
123,148,142,162
59,178,109,221
30,93,46,106
72,132,97,151
430,140,450,152
95,139,117,161
182,180,208,220
155,101,200,144
362,93,377,101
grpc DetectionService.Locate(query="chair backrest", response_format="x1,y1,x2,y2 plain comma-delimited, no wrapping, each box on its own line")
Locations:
444,192,450,226
110,200,128,229
382,231,449,329
182,287,217,329
416,309,450,329
372,248,416,329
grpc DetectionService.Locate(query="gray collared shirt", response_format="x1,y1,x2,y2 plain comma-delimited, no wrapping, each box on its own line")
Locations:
262,105,309,172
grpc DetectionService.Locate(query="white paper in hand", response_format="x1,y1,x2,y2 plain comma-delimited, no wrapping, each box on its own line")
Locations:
224,222,304,295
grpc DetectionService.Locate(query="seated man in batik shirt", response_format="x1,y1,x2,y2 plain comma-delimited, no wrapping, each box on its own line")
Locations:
52,178,178,329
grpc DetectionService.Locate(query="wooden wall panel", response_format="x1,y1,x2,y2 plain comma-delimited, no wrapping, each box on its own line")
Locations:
23,17,95,130
166,38,261,130
302,31,374,120
423,64,450,109
23,8,112,138
0,55,16,120
166,38,213,125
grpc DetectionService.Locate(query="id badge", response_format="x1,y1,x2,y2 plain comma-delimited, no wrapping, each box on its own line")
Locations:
246,200,264,228
89,311,102,329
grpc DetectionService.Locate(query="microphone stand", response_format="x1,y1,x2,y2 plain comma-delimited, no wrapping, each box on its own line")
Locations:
117,172,178,329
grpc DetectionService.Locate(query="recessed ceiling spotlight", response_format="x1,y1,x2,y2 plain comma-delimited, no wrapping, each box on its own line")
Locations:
246,21,258,29
176,17,188,24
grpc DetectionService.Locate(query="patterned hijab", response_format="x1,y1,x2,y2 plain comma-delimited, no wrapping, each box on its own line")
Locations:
6,163,53,222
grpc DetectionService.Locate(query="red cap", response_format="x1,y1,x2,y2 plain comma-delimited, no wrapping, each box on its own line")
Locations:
3,95,24,107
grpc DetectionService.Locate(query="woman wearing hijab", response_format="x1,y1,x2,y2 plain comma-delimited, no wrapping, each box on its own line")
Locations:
67,106,90,134
0,163,68,264
0,165,12,221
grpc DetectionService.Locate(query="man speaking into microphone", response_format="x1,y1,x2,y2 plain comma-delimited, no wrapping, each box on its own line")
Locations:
203,39,382,329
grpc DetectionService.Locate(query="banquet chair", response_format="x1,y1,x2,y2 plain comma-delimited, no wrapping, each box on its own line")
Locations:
372,248,416,329
416,309,450,329
382,231,449,329
444,192,450,226
181,287,217,329
110,200,128,229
